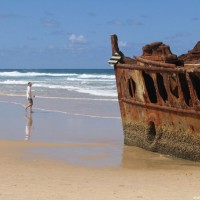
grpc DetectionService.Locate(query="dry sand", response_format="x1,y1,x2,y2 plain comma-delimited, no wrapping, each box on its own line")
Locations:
1,140,200,200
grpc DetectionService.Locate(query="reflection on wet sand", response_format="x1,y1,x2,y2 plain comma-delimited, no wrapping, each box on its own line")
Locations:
25,113,33,141
122,145,200,170
28,143,200,169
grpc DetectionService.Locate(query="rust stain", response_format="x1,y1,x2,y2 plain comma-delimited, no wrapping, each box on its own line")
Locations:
109,34,200,161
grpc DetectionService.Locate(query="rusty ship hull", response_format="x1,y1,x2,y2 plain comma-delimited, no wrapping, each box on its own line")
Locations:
109,35,200,161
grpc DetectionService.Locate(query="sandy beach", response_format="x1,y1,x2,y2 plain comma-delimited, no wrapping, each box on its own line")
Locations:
1,96,200,200
1,0,200,198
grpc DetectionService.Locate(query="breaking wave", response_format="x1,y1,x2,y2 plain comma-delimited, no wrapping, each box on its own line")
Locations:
0,69,117,98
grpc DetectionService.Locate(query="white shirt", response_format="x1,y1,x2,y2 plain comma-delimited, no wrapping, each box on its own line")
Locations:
26,86,32,99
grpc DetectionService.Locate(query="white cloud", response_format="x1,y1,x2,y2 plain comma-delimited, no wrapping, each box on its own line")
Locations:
68,34,87,44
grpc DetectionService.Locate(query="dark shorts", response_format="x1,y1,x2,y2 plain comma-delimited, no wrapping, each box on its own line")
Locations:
28,98,33,105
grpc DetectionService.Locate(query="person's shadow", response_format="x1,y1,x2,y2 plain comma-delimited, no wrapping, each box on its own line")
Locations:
25,112,33,141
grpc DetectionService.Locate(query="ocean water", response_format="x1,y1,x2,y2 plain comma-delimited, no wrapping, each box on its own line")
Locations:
0,69,117,100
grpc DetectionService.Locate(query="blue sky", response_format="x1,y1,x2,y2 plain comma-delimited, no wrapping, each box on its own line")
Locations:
0,0,200,69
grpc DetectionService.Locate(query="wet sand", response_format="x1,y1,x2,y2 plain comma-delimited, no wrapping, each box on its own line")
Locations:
0,96,200,200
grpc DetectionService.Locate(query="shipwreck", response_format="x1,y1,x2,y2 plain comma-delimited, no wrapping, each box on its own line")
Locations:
108,34,200,161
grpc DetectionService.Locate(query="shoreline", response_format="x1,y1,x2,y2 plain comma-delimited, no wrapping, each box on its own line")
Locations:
0,94,120,119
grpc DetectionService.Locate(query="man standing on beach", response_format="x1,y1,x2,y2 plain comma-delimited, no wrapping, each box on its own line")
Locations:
25,82,34,113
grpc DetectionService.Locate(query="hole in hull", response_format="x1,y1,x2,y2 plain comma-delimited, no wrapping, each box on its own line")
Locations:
146,121,156,143
157,73,168,101
128,77,136,98
142,71,157,103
